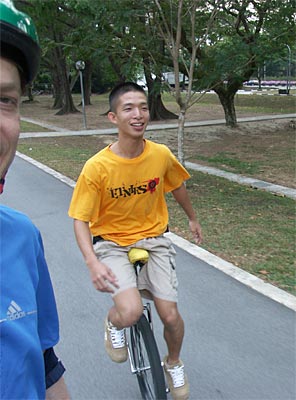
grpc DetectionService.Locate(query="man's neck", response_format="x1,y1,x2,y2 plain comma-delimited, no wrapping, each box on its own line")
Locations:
110,139,145,159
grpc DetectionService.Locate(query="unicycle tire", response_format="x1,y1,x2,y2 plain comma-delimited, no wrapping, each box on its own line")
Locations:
130,314,167,400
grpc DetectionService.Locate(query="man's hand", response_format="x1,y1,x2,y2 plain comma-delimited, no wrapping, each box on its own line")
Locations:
88,259,119,293
189,220,203,245
172,184,203,245
73,219,119,293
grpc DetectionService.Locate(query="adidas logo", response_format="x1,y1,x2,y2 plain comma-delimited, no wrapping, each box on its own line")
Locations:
7,300,26,321
0,301,37,324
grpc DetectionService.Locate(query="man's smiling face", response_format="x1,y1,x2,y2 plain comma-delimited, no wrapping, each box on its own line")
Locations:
108,91,150,139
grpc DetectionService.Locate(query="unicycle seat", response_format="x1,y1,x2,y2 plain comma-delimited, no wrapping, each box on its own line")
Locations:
128,248,149,266
129,248,152,300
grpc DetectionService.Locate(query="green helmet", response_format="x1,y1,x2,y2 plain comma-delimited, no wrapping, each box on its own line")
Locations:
0,0,40,84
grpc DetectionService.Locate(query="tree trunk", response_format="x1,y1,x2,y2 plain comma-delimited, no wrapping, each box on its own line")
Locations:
215,87,237,127
177,109,186,165
50,33,78,115
144,71,178,121
149,93,178,120
55,72,78,115
70,71,79,92
23,85,34,103
52,92,63,110
51,67,63,110
56,58,78,115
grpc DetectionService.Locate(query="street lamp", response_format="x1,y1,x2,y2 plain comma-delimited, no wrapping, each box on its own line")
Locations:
75,60,87,129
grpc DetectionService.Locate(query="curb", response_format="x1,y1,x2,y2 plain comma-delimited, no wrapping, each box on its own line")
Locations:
16,151,76,188
166,232,296,312
185,162,296,200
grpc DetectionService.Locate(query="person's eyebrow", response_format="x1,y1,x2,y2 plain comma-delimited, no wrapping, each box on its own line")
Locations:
122,101,148,107
0,82,20,93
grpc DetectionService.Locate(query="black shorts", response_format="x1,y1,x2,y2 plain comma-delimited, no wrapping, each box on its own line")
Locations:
44,347,66,389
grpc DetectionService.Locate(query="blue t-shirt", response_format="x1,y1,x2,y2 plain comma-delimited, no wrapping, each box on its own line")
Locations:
0,205,59,399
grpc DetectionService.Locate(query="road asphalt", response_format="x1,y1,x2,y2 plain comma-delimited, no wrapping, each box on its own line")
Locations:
1,156,295,400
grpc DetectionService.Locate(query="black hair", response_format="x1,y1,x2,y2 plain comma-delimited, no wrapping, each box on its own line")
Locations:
109,82,147,112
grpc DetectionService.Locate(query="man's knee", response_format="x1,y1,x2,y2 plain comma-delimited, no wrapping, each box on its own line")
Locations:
159,305,182,328
113,290,143,327
118,305,143,327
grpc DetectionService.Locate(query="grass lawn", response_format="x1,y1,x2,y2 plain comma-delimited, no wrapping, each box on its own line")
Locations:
162,90,296,114
20,120,50,132
17,92,296,295
17,137,295,296
167,172,295,295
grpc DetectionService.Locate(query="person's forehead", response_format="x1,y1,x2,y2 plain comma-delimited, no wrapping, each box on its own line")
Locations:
0,57,21,91
118,91,147,106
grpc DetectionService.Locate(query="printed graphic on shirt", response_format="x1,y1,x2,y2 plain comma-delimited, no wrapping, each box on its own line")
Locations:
0,300,37,323
108,177,160,199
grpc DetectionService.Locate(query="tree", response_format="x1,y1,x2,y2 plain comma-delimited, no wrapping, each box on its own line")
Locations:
192,0,295,126
17,0,79,115
141,20,178,120
18,0,294,127
65,0,115,104
153,0,218,163
154,0,295,137
88,0,178,120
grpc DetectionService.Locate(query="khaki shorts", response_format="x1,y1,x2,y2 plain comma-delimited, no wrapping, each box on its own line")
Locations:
93,235,178,302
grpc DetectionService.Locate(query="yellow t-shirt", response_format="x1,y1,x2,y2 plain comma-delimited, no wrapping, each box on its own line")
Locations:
68,139,190,246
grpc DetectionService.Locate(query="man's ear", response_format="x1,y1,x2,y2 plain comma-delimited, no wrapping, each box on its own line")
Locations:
107,111,117,124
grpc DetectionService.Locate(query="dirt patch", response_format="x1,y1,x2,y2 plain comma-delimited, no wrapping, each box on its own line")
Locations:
20,94,257,131
146,119,295,188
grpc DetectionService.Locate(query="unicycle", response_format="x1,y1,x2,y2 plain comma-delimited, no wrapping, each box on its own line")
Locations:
127,248,167,400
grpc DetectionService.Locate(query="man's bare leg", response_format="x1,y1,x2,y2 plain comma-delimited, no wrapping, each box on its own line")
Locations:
108,287,143,329
46,377,70,400
153,297,184,363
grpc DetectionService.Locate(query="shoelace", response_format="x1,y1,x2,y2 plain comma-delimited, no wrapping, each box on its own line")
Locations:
108,325,126,349
167,364,185,388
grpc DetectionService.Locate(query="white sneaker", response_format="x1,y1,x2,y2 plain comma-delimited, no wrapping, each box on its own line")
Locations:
104,318,127,363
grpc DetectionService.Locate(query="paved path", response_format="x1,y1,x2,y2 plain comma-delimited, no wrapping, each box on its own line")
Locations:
20,114,296,200
21,113,296,137
2,156,296,400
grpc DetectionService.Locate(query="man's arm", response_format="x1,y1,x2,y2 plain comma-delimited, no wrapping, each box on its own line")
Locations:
171,183,203,245
73,219,119,292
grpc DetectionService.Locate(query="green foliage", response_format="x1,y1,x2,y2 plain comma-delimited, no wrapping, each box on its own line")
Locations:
15,1,295,101
196,1,295,87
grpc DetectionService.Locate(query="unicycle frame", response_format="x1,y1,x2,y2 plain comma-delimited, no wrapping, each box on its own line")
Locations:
127,303,153,374
126,258,167,400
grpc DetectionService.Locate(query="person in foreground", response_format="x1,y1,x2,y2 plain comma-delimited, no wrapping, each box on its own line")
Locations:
0,1,70,398
68,81,202,400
